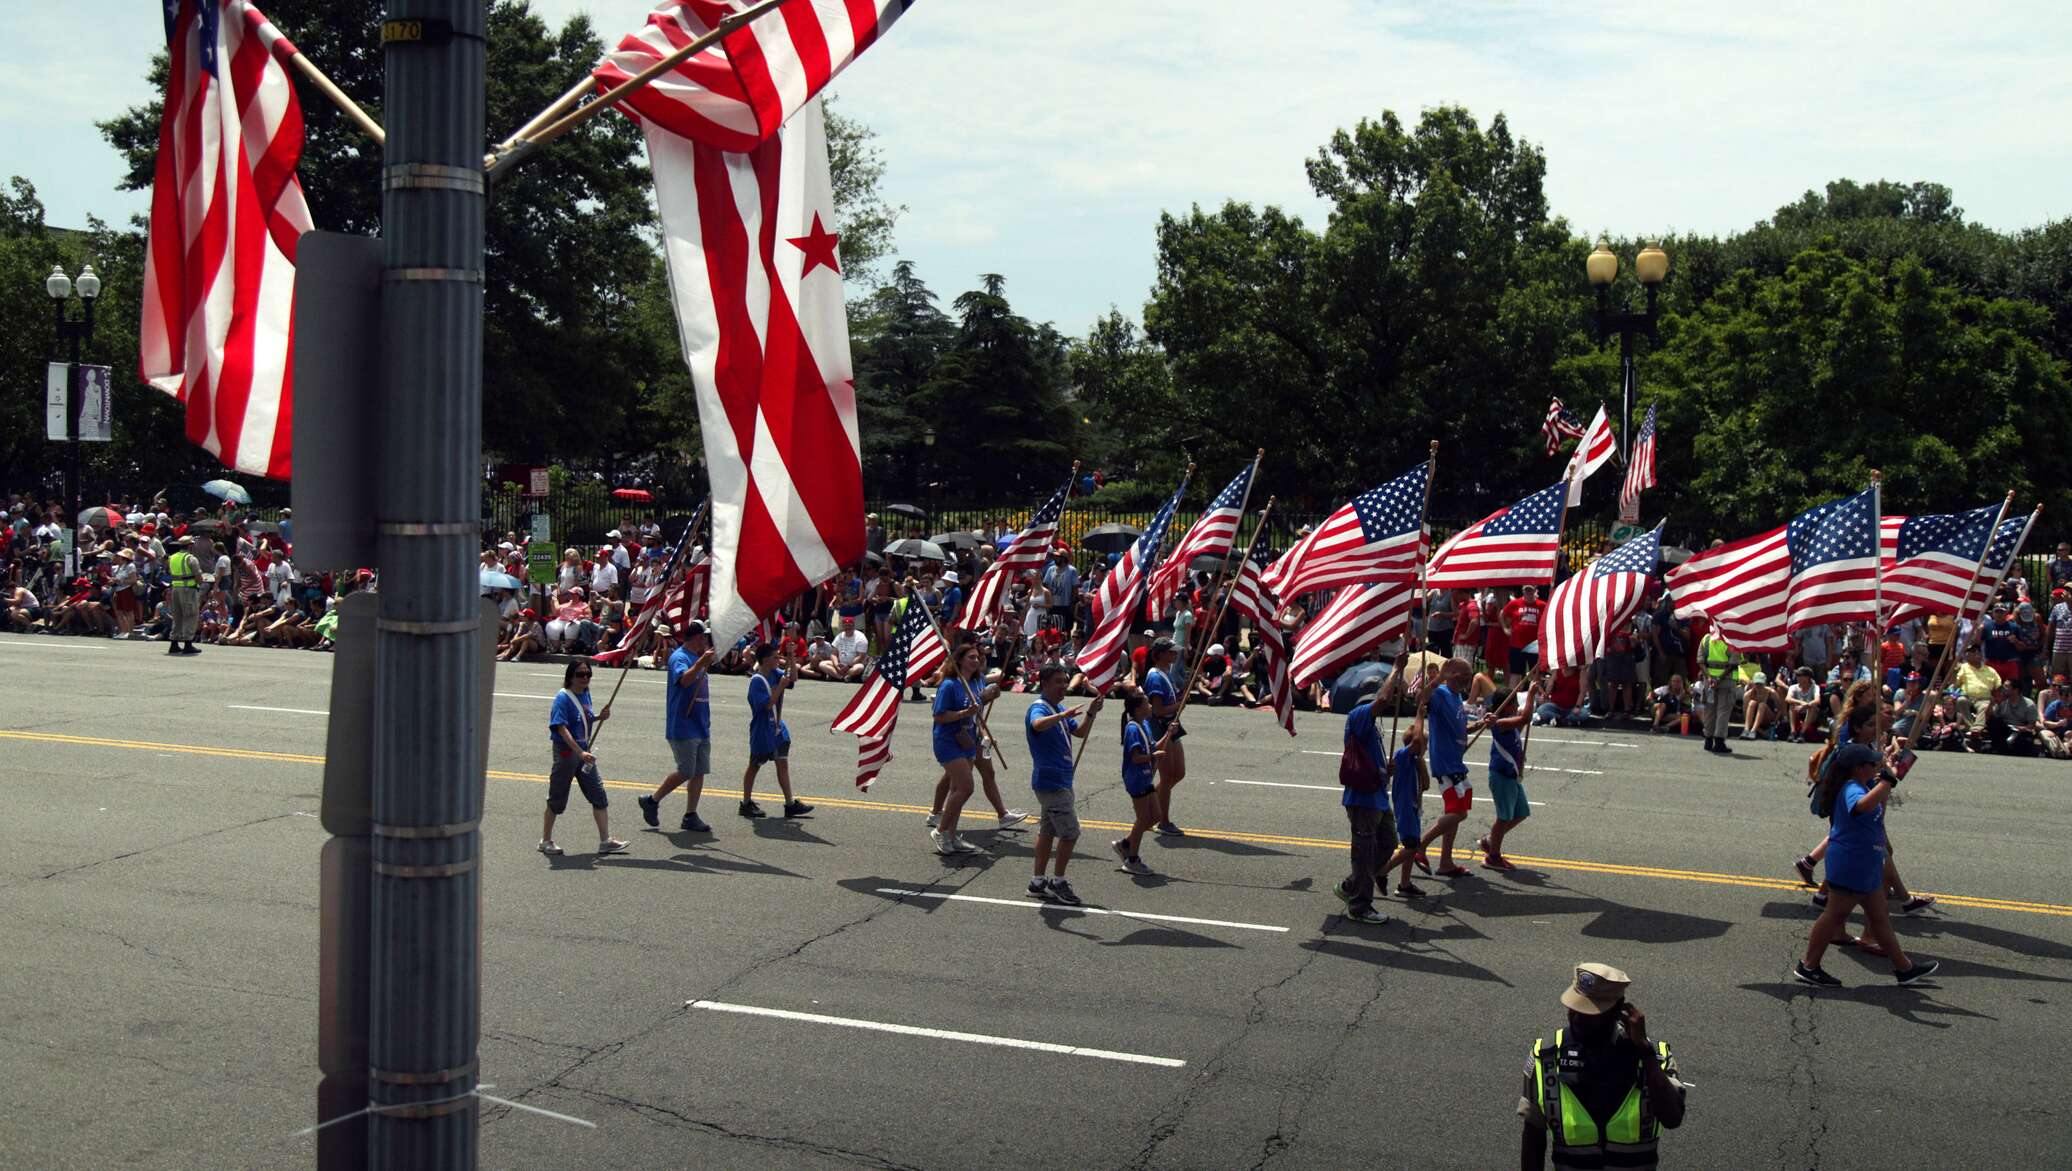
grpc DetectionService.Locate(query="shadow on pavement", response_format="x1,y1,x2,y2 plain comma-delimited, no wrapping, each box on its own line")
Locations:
1149,834,1296,858
1299,936,1514,985
595,850,808,880
1904,919,2072,964
1735,982,1997,1028
750,819,836,847
1441,876,1734,942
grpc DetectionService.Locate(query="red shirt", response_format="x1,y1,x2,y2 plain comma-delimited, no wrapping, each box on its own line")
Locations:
1453,597,1481,646
1502,597,1545,645
1549,670,1583,708
1130,644,1150,679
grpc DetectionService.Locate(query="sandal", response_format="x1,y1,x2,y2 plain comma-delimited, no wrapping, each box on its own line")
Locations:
1414,849,1432,876
1482,855,1516,871
1435,864,1472,878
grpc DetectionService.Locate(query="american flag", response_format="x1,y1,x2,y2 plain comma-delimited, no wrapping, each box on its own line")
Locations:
589,513,705,666
141,0,312,480
1889,510,2035,628
1540,523,1662,670
830,600,946,789
1076,476,1190,695
1289,581,1417,689
1146,462,1255,621
621,94,866,651
1424,481,1569,589
1785,486,1881,632
1563,404,1617,507
1543,398,1586,457
1261,462,1428,601
1665,524,1791,653
1878,504,2003,621
1618,403,1658,518
1224,540,1294,736
597,0,914,153
956,474,1070,631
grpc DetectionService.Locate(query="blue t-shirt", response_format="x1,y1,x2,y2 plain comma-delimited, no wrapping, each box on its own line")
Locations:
1389,745,1421,818
1144,667,1177,715
549,688,593,752
665,646,710,741
933,675,977,759
1488,722,1525,779
1341,701,1387,810
1983,619,2020,661
1426,684,1467,776
747,670,789,756
1025,699,1077,790
1043,563,1078,604
940,585,964,621
1121,719,1156,793
1826,779,1887,891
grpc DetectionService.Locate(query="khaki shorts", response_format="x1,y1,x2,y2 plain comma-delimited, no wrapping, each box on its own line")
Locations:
1034,786,1080,841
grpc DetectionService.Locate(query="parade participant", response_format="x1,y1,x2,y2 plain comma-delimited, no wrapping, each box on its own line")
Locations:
541,661,627,856
1795,743,1940,987
1142,638,1189,836
165,535,202,655
928,643,985,855
1479,681,1537,871
1333,686,1396,925
1110,690,1161,875
638,621,716,833
1025,664,1100,906
1696,625,1738,752
740,642,812,820
925,644,1029,834
1380,724,1431,897
1417,657,1474,878
1520,964,1686,1169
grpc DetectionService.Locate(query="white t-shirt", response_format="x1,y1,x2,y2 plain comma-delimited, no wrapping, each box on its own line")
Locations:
590,560,619,596
267,560,295,605
832,629,869,668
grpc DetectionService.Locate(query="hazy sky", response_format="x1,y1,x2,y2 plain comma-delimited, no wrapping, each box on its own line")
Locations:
9,1,2069,332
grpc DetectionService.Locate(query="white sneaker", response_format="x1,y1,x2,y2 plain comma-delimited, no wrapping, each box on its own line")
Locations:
537,840,563,856
931,829,955,856
1740,730,1756,741
924,812,940,828
997,808,1028,829
949,835,980,855
1110,838,1131,864
597,838,628,855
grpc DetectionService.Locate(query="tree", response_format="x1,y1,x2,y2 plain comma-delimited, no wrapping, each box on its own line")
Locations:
1067,309,1177,479
823,95,902,291
914,274,1079,498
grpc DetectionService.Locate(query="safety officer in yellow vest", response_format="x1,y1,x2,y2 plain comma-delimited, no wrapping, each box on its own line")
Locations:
1521,962,1686,1170
165,536,203,656
1696,625,1738,754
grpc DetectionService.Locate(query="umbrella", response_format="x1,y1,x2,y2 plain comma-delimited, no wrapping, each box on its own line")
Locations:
994,530,1018,550
1188,552,1245,575
479,569,525,591
185,518,230,535
883,538,947,562
884,502,928,521
201,479,252,505
611,487,653,502
247,520,282,535
929,531,981,552
1080,523,1143,555
1330,661,1389,714
79,506,124,529
861,550,885,567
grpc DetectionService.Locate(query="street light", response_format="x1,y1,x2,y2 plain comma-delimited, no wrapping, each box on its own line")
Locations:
48,263,102,577
1587,239,1668,462
921,427,938,520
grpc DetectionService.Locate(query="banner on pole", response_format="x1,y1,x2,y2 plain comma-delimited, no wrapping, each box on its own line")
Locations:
45,363,66,440
77,365,112,442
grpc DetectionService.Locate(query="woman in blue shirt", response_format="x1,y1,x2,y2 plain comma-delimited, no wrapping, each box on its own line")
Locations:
1142,638,1188,837
740,642,812,820
1109,691,1161,875
542,660,627,857
1794,742,1938,988
929,643,985,855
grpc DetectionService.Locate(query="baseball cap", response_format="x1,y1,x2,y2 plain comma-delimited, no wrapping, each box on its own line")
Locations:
1560,963,1631,1015
682,619,708,638
1829,742,1882,774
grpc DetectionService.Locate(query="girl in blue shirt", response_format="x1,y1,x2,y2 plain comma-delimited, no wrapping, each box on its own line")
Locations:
929,643,984,855
1795,742,1938,988
1110,691,1161,875
1142,638,1188,836
740,641,811,820
541,660,626,857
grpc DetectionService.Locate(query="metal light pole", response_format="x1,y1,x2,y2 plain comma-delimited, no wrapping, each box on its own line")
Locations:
922,427,938,522
47,264,101,577
1586,240,1669,460
367,0,486,1164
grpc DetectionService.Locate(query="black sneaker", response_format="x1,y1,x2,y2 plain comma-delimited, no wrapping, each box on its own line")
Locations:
738,800,766,819
783,800,814,819
166,644,181,656
1026,878,1055,901
1793,962,1842,988
681,812,711,833
1895,960,1941,986
1048,878,1082,907
1811,891,1828,909
638,795,660,827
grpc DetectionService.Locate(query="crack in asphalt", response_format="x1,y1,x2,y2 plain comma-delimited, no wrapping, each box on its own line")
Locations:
6,1032,178,1076
1781,992,1827,1169
1250,943,1397,1170
12,811,303,888
558,1084,926,1169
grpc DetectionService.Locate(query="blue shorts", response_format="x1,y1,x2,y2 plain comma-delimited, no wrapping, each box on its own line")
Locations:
1486,770,1531,821
933,742,977,765
1123,773,1157,800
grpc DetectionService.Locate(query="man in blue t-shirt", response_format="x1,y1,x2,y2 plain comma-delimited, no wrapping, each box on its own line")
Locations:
1024,663,1101,906
640,620,717,833
1417,658,1476,877
1334,696,1397,925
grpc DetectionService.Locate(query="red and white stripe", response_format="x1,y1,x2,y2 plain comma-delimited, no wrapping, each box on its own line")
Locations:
1226,559,1294,735
1539,550,1656,672
1563,404,1616,506
635,96,865,651
1664,526,1791,653
141,0,312,480
955,477,1067,631
1145,465,1252,621
1619,404,1657,518
829,604,943,789
598,0,912,153
1289,581,1416,689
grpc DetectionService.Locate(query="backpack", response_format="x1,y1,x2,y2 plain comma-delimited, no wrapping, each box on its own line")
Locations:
1339,734,1384,793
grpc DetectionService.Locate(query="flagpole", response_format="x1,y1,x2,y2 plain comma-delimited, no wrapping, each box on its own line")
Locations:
242,3,386,146
981,461,1080,729
912,593,1007,765
1900,492,2015,743
1169,494,1276,740
1173,450,1265,707
1389,440,1441,753
1069,464,1193,772
484,0,794,178
592,499,709,745
1933,501,2039,694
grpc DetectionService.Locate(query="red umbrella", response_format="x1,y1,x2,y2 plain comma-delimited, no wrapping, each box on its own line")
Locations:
611,488,653,502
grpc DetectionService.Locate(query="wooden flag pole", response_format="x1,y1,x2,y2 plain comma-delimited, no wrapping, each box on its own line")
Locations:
592,500,709,743
913,593,1007,765
1169,450,1266,718
281,49,385,146
485,0,793,178
1388,440,1441,753
1168,492,1276,739
1069,463,1193,772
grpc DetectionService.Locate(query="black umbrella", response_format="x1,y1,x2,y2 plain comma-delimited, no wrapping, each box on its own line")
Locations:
1080,524,1143,555
883,538,947,562
247,520,282,535
1188,552,1245,575
861,550,885,567
929,531,981,552
884,502,928,521
1330,661,1389,714
185,518,230,535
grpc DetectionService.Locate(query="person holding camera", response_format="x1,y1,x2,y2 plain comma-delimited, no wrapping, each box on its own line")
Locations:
1794,741,1940,988
1520,963,1686,1169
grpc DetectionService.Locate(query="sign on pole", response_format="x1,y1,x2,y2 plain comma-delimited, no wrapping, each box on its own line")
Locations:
77,365,113,442
530,512,551,545
1609,521,1645,544
527,544,557,585
45,363,67,440
527,467,549,497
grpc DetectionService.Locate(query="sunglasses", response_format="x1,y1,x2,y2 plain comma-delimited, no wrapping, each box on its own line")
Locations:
573,671,592,678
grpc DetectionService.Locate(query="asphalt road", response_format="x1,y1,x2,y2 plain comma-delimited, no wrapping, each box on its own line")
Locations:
3,632,2069,1169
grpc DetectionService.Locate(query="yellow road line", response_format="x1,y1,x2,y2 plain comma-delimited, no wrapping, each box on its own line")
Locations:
6,729,2067,919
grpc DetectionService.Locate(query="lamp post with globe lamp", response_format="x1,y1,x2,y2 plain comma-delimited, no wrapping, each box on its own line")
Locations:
1586,240,1668,460
47,263,102,576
